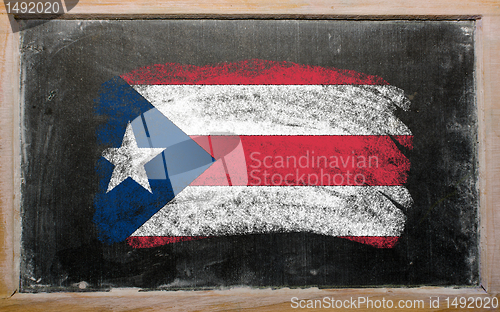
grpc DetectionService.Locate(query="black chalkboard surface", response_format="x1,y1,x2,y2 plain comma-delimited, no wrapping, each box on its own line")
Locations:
19,19,477,292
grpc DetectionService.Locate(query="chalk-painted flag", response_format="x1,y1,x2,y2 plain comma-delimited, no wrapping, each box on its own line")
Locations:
94,60,412,249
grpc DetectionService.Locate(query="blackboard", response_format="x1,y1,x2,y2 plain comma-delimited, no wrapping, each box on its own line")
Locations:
18,19,478,292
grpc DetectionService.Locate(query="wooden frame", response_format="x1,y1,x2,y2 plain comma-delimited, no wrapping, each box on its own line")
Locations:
1,1,499,310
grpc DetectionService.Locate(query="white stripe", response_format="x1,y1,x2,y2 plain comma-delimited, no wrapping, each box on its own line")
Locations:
131,186,410,237
132,85,412,136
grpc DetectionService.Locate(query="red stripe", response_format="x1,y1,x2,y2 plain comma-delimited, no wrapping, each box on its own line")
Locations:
339,236,400,248
126,236,399,249
191,135,412,186
126,236,207,248
120,60,389,85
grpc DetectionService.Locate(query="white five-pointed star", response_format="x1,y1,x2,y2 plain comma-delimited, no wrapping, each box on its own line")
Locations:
102,122,165,193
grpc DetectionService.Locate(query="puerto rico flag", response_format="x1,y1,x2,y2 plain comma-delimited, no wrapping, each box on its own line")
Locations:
94,60,413,249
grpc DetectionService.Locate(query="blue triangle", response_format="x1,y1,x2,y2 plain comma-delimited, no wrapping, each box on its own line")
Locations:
94,77,214,244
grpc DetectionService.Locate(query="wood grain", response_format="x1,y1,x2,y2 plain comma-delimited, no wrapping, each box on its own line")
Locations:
480,14,500,295
0,12,19,300
1,0,500,310
0,0,498,15
1,288,500,311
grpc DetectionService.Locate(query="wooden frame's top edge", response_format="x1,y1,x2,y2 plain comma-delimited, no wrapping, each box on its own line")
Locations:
11,14,482,20
0,0,499,17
